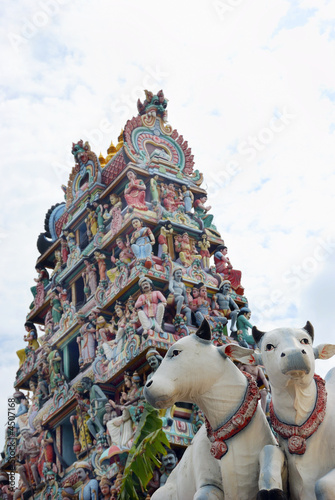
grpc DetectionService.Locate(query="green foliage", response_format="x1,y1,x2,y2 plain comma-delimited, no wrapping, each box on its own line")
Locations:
118,402,170,500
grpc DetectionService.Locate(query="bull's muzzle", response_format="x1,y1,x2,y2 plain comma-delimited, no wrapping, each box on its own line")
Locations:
280,349,311,375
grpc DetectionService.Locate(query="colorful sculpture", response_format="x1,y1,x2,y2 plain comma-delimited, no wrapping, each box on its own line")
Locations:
74,462,99,500
193,195,215,229
146,348,163,381
214,245,242,292
50,291,63,326
213,280,239,335
168,268,192,325
43,344,62,394
144,321,278,500
76,313,96,368
130,217,155,266
135,276,167,336
108,193,123,234
180,184,193,214
16,322,39,366
137,89,168,121
236,307,254,347
10,91,252,499
174,232,198,268
83,260,98,296
198,232,211,269
159,449,178,487
124,170,148,211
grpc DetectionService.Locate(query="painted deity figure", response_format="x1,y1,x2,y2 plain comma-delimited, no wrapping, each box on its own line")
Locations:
33,422,54,481
104,302,127,361
30,265,49,304
135,277,167,336
95,317,115,362
174,232,198,267
60,235,69,264
190,283,213,327
44,344,62,394
181,184,194,214
99,477,112,499
94,252,107,284
76,314,96,368
159,449,178,487
198,232,211,269
83,260,98,296
51,250,62,278
17,428,41,490
16,322,39,366
91,201,104,231
130,217,155,265
106,374,135,450
14,391,29,430
150,175,160,203
35,362,50,408
236,307,255,347
80,377,107,439
50,291,63,326
214,244,242,291
111,236,134,267
168,268,192,325
157,221,173,258
74,462,99,500
161,183,183,213
108,193,123,234
213,280,239,336
70,389,93,454
193,195,215,229
85,211,97,240
146,348,163,381
124,170,148,211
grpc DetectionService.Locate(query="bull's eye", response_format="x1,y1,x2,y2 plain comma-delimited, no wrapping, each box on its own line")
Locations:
300,338,309,345
266,343,275,351
172,349,181,357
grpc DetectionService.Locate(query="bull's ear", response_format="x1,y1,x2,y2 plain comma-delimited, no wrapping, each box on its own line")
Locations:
314,344,335,360
303,321,314,343
195,319,211,341
252,326,266,345
221,344,262,365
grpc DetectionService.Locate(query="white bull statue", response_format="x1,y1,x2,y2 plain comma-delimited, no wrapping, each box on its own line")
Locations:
226,322,335,500
144,320,286,500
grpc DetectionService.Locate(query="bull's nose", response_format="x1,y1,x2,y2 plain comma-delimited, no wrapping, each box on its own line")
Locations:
281,352,285,357
146,380,153,388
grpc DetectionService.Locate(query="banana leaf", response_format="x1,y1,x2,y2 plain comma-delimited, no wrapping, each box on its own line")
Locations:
118,402,170,500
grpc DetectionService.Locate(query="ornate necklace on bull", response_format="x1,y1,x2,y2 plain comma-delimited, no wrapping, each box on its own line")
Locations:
269,373,327,455
205,371,260,459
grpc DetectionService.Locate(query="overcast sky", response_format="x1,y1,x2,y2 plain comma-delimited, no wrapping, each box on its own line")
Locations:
1,0,335,449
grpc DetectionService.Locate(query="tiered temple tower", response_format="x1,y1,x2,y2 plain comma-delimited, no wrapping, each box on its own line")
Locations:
0,90,248,499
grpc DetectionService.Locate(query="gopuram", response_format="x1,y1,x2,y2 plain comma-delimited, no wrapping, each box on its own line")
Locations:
0,90,250,499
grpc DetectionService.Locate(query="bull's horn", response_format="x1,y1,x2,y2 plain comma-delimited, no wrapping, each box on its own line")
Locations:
303,321,314,342
252,326,266,345
196,319,211,341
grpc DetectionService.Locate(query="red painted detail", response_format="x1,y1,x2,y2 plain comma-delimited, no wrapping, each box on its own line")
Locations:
101,154,126,185
270,374,327,455
55,211,69,237
206,373,260,459
225,345,234,357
